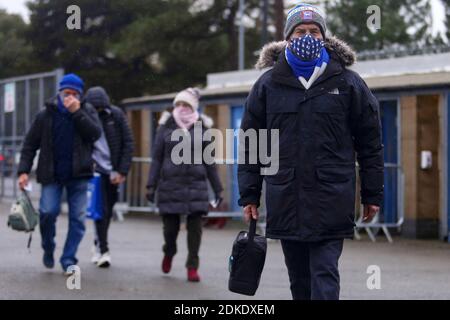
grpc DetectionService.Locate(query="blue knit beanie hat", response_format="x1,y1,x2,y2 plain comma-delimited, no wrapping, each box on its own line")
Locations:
59,73,85,95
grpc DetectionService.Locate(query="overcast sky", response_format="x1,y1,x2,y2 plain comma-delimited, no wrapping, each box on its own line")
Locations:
0,0,29,21
0,0,446,35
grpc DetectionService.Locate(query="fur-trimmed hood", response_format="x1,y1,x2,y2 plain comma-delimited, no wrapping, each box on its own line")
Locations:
158,110,214,129
255,36,356,70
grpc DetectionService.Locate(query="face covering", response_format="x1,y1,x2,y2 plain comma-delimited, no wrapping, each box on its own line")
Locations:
172,104,199,130
285,34,329,83
289,34,324,61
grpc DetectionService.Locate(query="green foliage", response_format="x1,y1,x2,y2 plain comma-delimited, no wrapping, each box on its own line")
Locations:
24,0,262,101
325,0,437,51
2,0,448,102
26,0,155,102
0,10,32,79
445,0,450,40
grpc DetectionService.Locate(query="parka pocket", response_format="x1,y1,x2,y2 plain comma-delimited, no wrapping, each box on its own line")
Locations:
266,95,298,114
316,166,352,183
265,167,296,185
313,100,347,151
315,165,356,231
265,96,299,164
313,99,345,114
264,168,298,232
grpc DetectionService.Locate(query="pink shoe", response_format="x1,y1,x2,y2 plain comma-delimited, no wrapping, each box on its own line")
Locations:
187,268,200,282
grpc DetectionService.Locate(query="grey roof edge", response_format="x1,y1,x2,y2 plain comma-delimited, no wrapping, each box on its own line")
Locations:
365,71,450,90
122,85,253,107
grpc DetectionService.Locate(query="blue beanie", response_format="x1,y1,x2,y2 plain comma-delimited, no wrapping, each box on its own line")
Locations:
59,73,85,95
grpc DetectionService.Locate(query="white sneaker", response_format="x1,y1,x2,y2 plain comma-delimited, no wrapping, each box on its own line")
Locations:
96,252,111,268
91,246,101,264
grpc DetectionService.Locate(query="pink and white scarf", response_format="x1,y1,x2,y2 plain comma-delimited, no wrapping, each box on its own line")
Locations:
172,105,199,130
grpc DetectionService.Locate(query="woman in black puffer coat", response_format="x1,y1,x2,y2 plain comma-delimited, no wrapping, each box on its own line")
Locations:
146,88,223,282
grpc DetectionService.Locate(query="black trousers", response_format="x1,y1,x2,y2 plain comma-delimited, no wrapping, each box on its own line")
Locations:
162,213,203,269
95,174,118,254
281,239,344,300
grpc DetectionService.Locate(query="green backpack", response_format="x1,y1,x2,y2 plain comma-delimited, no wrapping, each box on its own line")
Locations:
8,191,39,248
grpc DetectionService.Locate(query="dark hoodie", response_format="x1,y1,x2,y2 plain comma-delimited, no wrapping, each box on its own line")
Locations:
238,36,384,241
85,87,134,176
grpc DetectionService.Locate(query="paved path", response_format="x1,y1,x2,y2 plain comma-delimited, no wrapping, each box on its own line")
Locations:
1,200,450,300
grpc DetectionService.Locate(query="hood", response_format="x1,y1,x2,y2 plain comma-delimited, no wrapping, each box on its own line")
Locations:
45,96,59,110
158,111,214,129
255,36,356,70
85,86,111,108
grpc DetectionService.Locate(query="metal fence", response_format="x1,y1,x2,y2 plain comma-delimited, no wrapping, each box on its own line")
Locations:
0,69,64,200
116,157,251,219
117,158,403,240
355,163,405,243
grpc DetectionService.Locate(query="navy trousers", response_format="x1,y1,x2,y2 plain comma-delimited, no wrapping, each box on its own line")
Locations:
281,239,344,300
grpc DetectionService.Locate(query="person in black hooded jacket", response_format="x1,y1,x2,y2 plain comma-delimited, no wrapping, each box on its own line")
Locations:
238,4,383,300
85,86,134,268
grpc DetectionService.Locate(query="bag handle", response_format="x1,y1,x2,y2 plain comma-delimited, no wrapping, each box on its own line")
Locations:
21,189,31,201
21,189,36,214
20,190,35,252
247,218,257,244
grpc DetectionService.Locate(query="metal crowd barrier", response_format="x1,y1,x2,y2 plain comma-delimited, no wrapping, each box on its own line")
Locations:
116,157,253,226
354,163,405,243
117,158,403,241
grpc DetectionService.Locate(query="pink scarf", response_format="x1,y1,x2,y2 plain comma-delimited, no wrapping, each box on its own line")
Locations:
172,105,199,130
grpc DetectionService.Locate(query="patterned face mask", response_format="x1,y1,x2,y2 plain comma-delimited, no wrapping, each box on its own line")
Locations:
289,34,325,61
